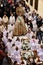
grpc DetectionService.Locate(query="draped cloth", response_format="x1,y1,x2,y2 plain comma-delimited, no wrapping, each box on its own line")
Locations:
13,16,27,36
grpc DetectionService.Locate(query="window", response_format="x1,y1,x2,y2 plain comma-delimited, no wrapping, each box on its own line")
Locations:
26,0,28,2
30,0,33,6
34,0,38,10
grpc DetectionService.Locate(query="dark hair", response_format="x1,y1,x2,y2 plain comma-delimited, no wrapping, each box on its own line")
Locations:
16,37,20,41
14,61,17,65
12,44,15,47
32,36,35,38
16,47,18,51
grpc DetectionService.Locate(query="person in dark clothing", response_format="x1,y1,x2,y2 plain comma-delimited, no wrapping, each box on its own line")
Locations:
27,19,33,30
0,32,6,53
0,50,5,65
36,16,42,28
2,52,12,65
36,28,42,44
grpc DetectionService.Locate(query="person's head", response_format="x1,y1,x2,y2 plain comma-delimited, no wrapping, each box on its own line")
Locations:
32,10,35,13
30,57,33,62
38,16,42,20
11,12,14,17
16,47,18,51
4,12,7,17
29,13,31,16
19,3,22,7
41,44,43,49
32,36,36,39
14,61,18,65
38,28,41,31
8,39,12,42
36,14,39,17
16,37,20,41
12,44,15,47
28,27,31,33
12,0,14,6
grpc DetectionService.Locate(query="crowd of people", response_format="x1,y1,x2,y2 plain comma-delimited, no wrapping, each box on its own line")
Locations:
0,0,43,65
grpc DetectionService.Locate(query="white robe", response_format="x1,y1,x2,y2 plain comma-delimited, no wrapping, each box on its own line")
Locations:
26,32,33,39
14,50,21,63
30,39,39,50
38,48,43,61
3,16,8,23
2,36,8,46
3,27,8,37
15,41,22,50
7,24,14,32
6,42,12,55
11,46,16,54
9,16,15,24
7,24,14,38
32,20,37,31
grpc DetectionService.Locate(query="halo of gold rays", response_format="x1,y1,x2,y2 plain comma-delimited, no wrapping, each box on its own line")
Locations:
16,6,24,15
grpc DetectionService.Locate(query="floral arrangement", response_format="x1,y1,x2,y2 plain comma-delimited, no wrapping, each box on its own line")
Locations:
21,40,31,50
22,50,34,59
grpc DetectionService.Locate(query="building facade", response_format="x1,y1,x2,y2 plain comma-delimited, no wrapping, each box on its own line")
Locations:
25,0,43,17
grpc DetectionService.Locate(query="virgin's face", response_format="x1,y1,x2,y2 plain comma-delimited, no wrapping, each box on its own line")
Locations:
19,12,22,16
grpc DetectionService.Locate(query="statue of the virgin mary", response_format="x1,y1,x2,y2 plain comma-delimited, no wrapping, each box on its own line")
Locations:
13,6,27,36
